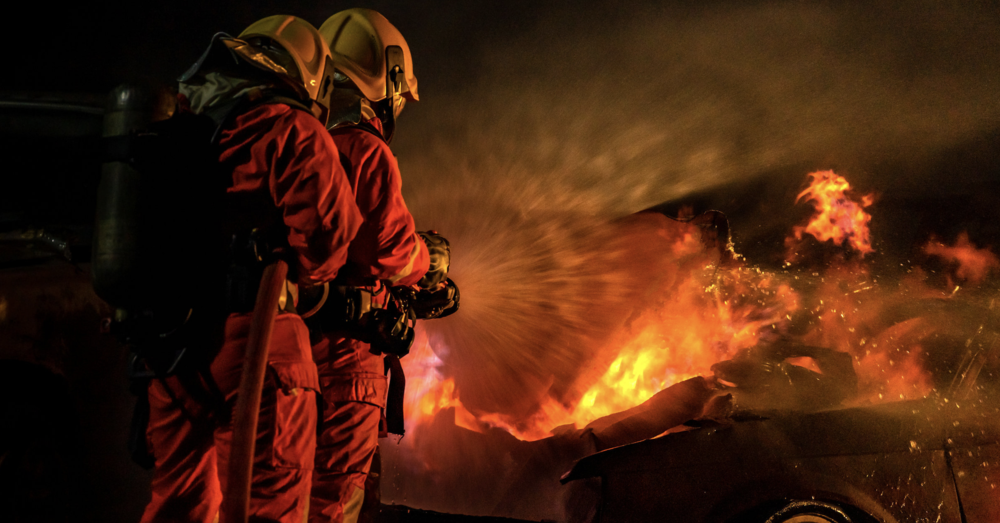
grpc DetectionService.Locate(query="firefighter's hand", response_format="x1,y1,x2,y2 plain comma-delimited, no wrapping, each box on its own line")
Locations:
411,278,460,319
417,230,450,289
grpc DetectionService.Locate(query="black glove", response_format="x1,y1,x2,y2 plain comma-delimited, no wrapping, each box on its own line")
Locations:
417,230,450,289
366,304,415,357
410,278,460,319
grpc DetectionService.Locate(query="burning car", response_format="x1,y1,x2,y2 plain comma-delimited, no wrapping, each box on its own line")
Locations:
383,166,1000,523
561,303,1000,523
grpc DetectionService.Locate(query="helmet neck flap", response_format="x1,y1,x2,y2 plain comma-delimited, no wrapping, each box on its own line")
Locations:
180,17,336,126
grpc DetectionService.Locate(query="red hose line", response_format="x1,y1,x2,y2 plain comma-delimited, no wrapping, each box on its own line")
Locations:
220,259,288,523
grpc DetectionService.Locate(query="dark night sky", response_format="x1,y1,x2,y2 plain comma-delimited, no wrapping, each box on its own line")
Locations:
11,0,566,95
13,1,1000,196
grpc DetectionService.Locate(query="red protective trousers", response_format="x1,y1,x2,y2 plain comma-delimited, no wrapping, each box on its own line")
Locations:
141,102,362,523
309,119,429,523
142,314,318,523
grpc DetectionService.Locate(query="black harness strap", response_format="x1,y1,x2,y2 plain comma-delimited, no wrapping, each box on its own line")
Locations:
383,354,406,437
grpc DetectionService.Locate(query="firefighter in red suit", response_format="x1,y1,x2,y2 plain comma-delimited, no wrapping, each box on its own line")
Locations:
140,17,362,523
305,9,456,522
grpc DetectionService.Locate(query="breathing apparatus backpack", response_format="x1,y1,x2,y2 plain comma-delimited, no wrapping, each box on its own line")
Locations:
90,82,230,468
93,80,318,469
92,81,229,371
93,32,322,371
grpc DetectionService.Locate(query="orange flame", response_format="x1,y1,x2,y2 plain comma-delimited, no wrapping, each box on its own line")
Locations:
401,171,968,446
796,265,937,403
561,267,799,428
403,332,457,424
923,232,1000,285
788,170,874,258
404,263,804,441
402,329,481,435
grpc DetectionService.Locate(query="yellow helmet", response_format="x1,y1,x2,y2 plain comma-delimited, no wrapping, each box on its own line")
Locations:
238,15,336,120
318,9,419,104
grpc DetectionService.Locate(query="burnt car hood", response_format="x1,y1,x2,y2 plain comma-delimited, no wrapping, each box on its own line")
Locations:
562,396,986,483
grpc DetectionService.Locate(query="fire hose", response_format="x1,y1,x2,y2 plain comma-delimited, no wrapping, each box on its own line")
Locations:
220,259,288,523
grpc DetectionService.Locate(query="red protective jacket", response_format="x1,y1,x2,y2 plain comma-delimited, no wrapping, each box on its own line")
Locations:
222,103,363,285
331,119,429,287
309,117,428,522
142,102,362,523
314,116,428,389
213,101,365,393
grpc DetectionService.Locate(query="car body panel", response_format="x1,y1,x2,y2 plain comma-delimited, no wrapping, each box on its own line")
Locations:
945,399,1000,523
564,398,996,522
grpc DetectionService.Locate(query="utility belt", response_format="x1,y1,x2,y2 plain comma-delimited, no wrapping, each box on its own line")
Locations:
301,281,416,357
119,226,429,377
224,229,415,356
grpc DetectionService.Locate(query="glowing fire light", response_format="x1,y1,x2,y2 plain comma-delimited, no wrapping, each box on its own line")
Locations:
558,267,800,429
788,170,874,258
401,170,978,445
404,259,803,441
402,332,459,427
923,232,1000,285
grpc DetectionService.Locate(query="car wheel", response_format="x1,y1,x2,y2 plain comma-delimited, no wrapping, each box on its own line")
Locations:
764,501,853,523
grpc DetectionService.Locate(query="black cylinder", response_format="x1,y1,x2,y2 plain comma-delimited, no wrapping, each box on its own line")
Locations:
91,84,174,309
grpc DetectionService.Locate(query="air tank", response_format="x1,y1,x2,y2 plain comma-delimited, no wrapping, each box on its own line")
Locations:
91,83,174,309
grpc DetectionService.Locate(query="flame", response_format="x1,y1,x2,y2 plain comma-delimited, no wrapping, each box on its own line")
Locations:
923,232,1000,285
796,265,937,403
401,329,483,435
402,331,457,426
400,171,980,446
560,266,799,428
787,170,874,259
403,263,803,441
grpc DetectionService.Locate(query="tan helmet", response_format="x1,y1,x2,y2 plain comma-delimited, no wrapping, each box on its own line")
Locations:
318,8,419,104
238,15,336,119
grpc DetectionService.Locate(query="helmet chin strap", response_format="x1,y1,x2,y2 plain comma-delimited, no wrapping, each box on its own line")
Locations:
375,96,397,145
312,54,337,127
379,45,408,144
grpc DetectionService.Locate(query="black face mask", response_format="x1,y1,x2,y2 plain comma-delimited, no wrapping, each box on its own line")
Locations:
374,96,397,145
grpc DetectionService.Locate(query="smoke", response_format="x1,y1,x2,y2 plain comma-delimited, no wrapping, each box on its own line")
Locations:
401,1,1000,207
377,0,1000,517
390,0,1000,423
